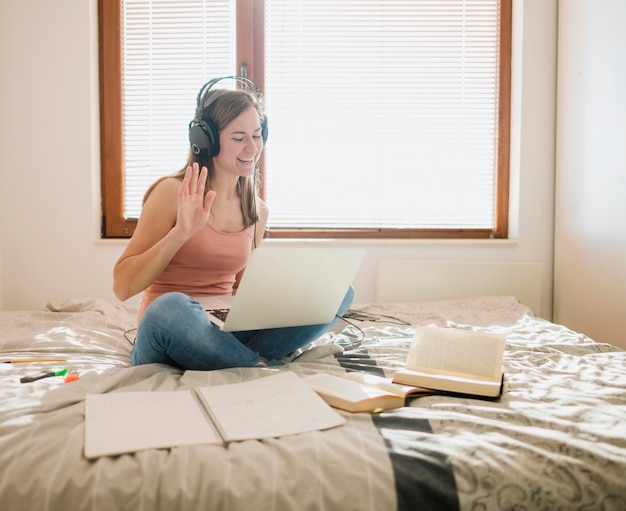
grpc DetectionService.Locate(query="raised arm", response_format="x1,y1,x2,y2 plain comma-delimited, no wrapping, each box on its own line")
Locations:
113,164,215,301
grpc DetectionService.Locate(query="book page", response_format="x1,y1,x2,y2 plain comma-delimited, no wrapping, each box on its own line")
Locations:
85,390,221,458
406,327,504,381
304,372,397,401
342,372,429,397
196,372,345,442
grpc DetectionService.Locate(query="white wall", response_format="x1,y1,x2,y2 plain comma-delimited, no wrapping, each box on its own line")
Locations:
0,0,558,319
554,0,626,348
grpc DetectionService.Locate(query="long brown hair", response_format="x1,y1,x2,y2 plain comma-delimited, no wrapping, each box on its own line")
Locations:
144,89,265,228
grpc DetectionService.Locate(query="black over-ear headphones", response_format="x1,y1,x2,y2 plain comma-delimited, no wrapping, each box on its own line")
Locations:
188,76,269,157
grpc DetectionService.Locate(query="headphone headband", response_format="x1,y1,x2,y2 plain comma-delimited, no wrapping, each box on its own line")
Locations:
195,76,261,108
189,75,268,156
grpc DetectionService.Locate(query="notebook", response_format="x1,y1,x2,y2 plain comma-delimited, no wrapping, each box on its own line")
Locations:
84,372,346,458
194,246,365,331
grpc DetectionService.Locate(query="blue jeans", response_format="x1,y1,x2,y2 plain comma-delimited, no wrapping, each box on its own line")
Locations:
132,288,354,370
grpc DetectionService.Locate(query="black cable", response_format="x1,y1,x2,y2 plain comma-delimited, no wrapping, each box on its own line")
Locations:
124,328,137,346
343,308,411,326
335,315,366,349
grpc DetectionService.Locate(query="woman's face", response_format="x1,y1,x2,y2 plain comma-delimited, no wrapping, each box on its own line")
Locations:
214,107,264,178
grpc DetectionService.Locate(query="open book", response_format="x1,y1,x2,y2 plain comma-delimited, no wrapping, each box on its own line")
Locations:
303,372,429,412
84,372,345,459
392,326,506,398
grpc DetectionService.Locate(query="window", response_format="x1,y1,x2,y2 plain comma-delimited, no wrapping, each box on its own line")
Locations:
99,0,511,239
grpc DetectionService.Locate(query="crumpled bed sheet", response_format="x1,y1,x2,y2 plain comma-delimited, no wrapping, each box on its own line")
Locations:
0,296,625,511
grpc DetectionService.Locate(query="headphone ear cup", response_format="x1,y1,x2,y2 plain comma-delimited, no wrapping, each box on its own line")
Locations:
189,119,219,156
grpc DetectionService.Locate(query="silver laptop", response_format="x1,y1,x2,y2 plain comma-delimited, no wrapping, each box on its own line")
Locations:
193,246,365,331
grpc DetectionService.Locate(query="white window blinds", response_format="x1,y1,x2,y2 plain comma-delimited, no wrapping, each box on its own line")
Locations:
264,0,501,230
121,0,235,218
117,0,503,232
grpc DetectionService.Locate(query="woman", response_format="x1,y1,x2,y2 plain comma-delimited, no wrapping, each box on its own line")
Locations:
113,79,353,370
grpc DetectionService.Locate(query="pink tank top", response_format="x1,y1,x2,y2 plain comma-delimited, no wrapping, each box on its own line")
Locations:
137,223,254,322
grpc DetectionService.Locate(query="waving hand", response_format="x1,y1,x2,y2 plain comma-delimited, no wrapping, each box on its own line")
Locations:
174,162,216,239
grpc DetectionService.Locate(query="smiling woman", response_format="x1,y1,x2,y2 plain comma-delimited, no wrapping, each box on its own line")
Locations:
112,84,268,305
111,80,356,371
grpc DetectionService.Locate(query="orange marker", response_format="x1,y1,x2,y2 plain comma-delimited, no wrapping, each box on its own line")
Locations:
64,372,79,383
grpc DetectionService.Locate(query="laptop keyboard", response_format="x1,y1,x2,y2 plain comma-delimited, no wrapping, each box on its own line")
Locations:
208,308,230,322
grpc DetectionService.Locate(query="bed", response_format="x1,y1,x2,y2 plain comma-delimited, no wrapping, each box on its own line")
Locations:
1,295,625,510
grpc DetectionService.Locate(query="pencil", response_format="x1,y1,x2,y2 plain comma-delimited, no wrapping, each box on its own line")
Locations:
2,359,68,364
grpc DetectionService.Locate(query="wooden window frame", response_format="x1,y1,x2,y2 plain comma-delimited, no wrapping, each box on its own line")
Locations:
99,0,511,239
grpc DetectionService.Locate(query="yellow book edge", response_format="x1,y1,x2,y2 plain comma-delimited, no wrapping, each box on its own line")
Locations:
392,369,504,398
